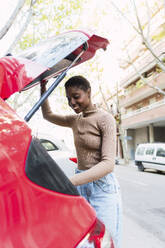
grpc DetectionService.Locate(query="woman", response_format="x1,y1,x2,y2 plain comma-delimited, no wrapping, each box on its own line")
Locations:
41,76,122,248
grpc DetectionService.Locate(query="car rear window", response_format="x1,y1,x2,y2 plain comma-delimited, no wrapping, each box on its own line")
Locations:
40,139,59,151
25,137,79,196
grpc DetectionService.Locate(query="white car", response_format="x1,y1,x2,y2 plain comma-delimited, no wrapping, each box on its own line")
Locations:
38,136,77,178
135,143,165,173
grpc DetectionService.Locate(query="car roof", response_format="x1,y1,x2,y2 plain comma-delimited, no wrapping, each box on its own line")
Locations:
137,143,165,147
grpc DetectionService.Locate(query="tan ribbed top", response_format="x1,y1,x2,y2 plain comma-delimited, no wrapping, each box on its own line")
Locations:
41,102,116,174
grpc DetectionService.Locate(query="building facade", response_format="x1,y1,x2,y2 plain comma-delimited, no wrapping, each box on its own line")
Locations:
118,35,165,159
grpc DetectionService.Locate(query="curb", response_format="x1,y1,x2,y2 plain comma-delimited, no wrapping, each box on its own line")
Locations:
117,159,136,167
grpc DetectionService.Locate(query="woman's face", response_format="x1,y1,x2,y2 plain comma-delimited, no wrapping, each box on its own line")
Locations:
66,86,91,113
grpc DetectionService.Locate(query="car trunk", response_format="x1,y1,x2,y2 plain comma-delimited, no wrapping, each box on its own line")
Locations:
0,30,109,100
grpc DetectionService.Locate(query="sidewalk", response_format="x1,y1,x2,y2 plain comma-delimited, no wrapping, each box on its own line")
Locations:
118,159,135,167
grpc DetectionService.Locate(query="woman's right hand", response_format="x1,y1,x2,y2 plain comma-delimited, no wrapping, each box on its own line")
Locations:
40,80,48,95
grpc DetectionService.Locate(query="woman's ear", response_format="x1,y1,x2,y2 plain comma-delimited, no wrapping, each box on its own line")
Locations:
87,88,91,98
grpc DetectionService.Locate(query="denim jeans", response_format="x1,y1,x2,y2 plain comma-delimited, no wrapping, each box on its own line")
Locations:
76,169,122,248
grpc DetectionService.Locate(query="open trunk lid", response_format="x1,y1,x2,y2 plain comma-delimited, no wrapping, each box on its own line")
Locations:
0,30,109,100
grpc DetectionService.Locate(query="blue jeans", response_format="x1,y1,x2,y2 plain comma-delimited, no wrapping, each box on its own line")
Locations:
76,169,122,248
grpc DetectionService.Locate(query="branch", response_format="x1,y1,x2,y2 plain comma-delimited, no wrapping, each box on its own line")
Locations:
145,0,151,41
110,0,165,72
131,0,165,72
131,0,144,35
126,51,165,96
5,0,37,54
110,1,141,34
12,87,37,110
0,0,26,39
99,84,111,112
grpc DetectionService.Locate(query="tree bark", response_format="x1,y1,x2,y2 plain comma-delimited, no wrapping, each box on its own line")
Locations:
99,82,129,164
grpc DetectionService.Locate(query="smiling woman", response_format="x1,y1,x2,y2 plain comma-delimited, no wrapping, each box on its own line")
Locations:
40,75,122,248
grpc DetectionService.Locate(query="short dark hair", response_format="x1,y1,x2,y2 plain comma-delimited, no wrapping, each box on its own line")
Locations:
65,76,91,92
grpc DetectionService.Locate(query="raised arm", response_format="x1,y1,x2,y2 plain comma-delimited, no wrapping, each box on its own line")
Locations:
40,83,74,127
70,113,116,185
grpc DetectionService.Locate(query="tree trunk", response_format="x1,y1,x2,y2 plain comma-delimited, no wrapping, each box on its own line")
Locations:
99,82,129,164
118,125,129,164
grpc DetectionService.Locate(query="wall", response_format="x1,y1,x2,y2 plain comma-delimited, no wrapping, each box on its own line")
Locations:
134,127,148,147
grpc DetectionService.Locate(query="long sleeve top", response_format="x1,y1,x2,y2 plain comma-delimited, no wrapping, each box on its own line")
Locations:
41,99,116,185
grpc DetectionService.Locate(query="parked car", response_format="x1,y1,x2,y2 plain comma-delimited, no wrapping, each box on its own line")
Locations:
0,30,114,247
115,158,120,165
38,135,77,178
135,143,165,173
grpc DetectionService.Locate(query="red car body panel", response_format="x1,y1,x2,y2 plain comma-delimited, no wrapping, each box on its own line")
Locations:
0,98,96,247
0,57,47,100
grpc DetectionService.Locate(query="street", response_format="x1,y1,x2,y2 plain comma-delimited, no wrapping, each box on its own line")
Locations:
115,163,165,248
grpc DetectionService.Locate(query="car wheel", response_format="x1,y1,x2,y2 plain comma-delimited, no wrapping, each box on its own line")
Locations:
138,163,144,171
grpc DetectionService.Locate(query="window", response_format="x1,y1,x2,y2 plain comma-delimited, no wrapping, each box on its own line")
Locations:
137,147,145,155
25,138,79,196
145,147,154,155
40,139,58,151
156,148,165,157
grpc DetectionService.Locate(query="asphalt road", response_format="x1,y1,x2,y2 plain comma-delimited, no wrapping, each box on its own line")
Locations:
115,163,165,248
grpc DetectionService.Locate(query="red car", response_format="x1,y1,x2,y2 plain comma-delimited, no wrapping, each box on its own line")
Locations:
0,30,114,248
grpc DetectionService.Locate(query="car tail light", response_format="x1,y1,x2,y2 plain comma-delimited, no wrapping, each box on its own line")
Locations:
69,157,77,164
76,218,114,248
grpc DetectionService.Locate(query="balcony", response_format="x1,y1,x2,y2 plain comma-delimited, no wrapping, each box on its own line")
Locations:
121,98,165,129
119,72,165,108
119,39,165,88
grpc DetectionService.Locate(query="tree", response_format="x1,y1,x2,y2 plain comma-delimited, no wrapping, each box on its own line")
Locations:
110,0,165,72
110,0,165,97
14,0,84,52
125,50,165,96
